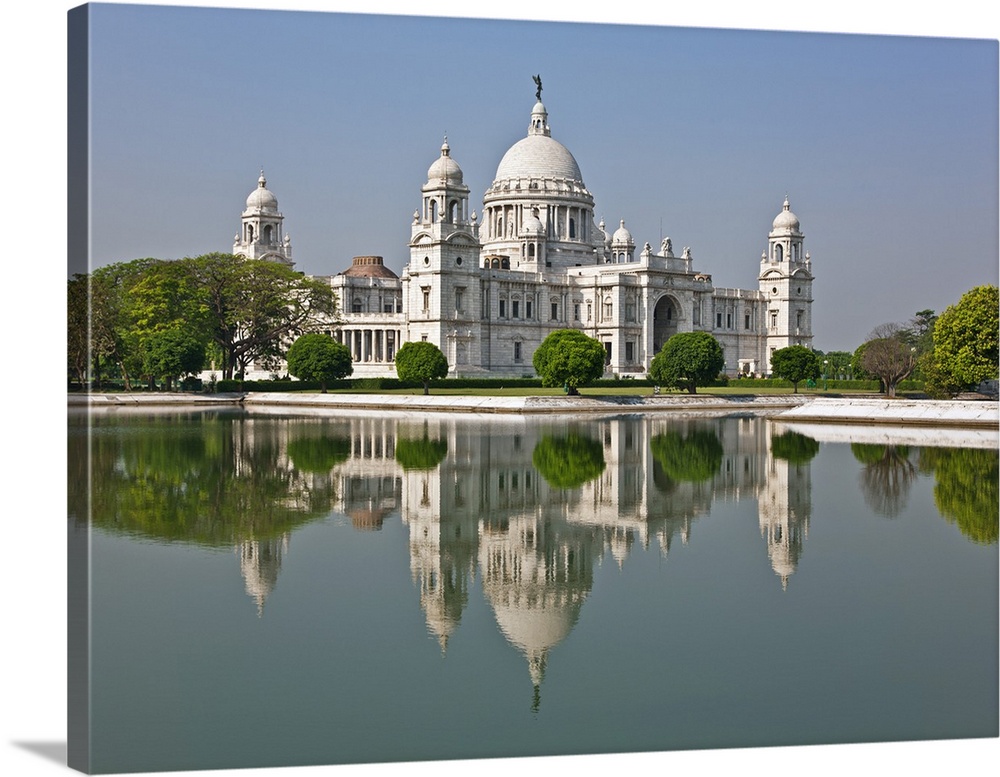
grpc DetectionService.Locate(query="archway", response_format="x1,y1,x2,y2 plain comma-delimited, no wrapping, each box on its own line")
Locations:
652,296,679,354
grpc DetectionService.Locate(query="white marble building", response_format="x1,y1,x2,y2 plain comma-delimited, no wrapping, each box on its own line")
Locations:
234,86,815,379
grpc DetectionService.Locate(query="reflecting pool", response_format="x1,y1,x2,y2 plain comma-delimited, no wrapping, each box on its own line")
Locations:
68,409,998,774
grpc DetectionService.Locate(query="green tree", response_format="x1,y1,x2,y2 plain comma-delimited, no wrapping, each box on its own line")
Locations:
769,345,821,393
649,331,724,394
190,253,337,381
532,432,605,489
927,285,999,392
532,329,606,395
67,274,90,386
285,333,353,392
859,323,918,398
814,350,853,381
143,326,207,390
394,340,449,394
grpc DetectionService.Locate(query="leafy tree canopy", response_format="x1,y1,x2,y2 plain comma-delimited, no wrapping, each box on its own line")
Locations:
929,285,999,391
286,333,353,392
532,329,606,394
769,345,821,392
394,341,449,394
649,331,724,394
532,432,606,489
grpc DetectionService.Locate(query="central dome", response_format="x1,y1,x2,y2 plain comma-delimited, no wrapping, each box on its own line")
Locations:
494,134,583,183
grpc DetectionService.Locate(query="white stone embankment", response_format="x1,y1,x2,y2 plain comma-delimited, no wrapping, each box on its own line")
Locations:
70,392,999,431
774,397,998,429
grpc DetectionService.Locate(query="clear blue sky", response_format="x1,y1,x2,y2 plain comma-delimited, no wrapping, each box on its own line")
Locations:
81,2,999,352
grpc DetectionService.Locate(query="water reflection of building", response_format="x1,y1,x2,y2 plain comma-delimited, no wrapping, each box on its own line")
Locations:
238,535,290,617
229,414,814,683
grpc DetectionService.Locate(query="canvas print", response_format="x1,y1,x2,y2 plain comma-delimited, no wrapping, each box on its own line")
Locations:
67,2,998,775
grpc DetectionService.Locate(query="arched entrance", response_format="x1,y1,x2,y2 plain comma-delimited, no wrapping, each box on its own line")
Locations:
652,296,679,354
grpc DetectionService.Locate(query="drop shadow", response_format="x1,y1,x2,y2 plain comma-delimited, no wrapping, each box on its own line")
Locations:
12,740,67,766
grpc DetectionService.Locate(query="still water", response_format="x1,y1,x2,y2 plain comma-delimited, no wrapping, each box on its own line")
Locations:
68,409,998,774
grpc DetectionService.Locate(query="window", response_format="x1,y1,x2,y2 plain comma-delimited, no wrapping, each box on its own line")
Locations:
352,298,363,314
587,302,593,322
770,311,778,329
514,342,522,362
692,302,700,326
796,310,804,331
569,217,576,238
604,298,613,319
726,312,732,329
716,312,723,328
421,334,428,342
551,302,559,321
422,288,430,312
574,303,580,321
499,299,507,318
604,342,612,364
625,341,635,362
455,289,464,312
626,301,636,322
745,312,751,330
512,300,520,319
526,300,533,319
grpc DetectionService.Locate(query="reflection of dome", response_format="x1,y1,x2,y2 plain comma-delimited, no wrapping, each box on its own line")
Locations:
427,138,464,184
772,197,800,232
348,506,390,530
342,255,399,279
245,172,279,212
238,535,289,617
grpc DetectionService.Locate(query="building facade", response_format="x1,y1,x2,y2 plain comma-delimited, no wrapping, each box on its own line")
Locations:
233,88,815,380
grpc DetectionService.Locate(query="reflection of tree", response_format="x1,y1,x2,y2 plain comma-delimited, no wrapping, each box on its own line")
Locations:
287,434,351,473
851,444,915,518
70,413,336,545
531,432,605,489
919,447,999,544
649,428,723,483
395,434,448,471
771,431,820,465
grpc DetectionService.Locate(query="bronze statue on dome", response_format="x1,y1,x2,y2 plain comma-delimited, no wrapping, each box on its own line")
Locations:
533,74,542,101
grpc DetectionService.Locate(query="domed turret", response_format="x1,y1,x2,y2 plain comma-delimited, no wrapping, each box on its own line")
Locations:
233,170,293,267
611,219,635,263
771,196,801,233
245,171,279,213
427,138,464,185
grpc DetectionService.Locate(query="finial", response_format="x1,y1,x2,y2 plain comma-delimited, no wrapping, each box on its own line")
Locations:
532,74,542,101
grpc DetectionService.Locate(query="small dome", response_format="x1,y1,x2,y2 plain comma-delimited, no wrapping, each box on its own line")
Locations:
342,255,399,279
427,138,463,185
245,171,278,212
612,219,633,244
521,208,544,235
772,196,800,232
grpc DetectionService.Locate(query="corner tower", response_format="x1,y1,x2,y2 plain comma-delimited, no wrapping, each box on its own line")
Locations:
233,171,293,267
759,197,814,369
404,139,483,373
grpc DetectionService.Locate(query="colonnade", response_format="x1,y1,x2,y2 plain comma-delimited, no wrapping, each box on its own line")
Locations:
334,328,403,364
